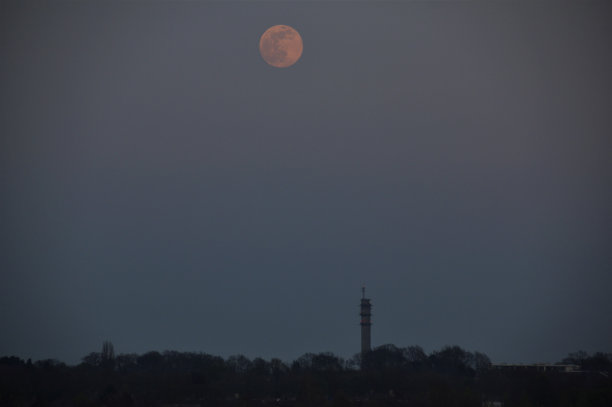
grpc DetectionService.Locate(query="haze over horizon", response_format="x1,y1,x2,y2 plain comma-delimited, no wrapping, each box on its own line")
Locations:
1,1,610,366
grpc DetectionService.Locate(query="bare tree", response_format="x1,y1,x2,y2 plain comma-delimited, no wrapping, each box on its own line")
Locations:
101,341,115,368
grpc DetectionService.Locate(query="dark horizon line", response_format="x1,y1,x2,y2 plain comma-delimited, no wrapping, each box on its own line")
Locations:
2,344,609,367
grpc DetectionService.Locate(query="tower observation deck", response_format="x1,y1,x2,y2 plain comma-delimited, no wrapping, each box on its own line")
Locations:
360,286,372,355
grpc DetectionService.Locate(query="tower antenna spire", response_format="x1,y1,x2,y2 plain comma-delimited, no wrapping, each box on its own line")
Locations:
362,285,365,299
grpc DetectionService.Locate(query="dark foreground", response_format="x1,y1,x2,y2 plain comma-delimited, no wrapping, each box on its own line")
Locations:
1,346,610,407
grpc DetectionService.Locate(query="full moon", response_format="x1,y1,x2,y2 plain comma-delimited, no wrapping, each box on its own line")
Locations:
259,25,303,68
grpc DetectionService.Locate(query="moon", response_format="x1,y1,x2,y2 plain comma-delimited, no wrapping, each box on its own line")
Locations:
259,25,303,68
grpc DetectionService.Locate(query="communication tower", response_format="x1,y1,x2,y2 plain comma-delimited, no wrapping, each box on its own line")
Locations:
360,285,372,355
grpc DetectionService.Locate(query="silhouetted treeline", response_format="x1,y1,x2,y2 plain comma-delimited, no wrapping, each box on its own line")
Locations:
1,345,611,407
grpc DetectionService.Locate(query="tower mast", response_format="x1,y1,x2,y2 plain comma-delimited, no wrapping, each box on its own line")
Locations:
360,285,372,355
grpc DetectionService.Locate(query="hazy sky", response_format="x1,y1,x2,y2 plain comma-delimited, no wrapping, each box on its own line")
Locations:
1,1,610,365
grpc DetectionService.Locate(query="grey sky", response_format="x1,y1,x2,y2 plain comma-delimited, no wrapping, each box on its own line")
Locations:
1,1,610,365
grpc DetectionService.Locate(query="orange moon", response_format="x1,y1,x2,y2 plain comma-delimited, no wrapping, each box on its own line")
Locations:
259,25,303,68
